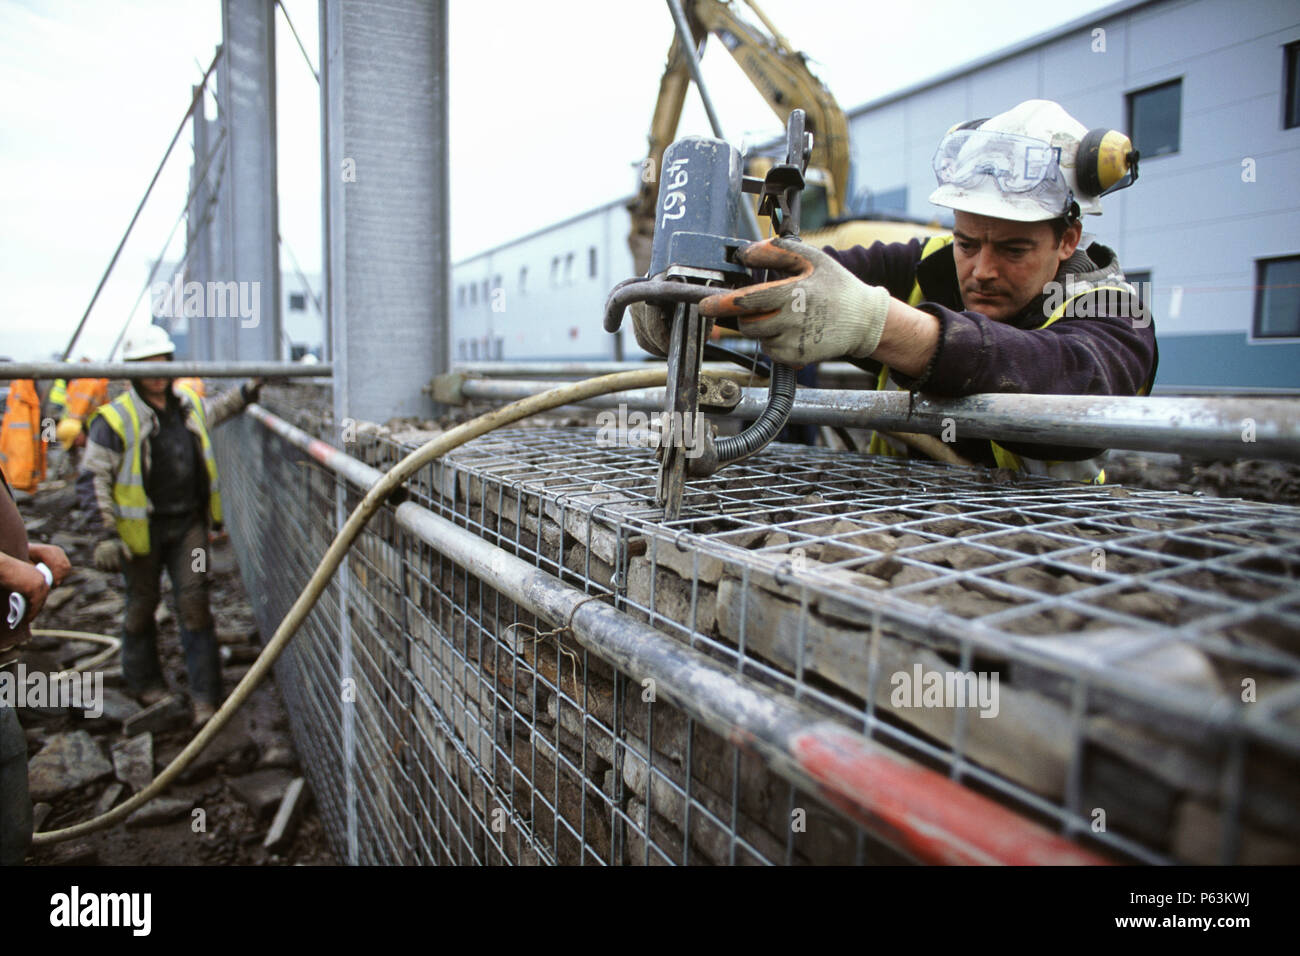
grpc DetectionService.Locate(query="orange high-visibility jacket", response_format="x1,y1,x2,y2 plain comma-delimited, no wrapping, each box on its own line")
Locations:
0,380,47,492
64,377,110,420
173,377,206,398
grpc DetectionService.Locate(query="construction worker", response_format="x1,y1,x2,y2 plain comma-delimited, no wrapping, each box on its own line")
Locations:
0,379,48,494
1,465,71,865
636,100,1156,481
77,324,261,726
54,364,110,473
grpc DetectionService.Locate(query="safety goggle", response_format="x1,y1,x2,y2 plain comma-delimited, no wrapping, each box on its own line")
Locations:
933,129,1075,215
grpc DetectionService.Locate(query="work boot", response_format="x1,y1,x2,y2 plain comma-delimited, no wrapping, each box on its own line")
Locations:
192,699,217,729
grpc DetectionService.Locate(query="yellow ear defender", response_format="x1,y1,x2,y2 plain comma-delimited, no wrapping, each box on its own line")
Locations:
1077,128,1140,196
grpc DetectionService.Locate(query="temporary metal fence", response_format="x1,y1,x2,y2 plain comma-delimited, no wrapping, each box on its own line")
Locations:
214,388,1300,865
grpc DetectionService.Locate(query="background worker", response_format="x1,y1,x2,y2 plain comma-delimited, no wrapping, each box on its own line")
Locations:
0,379,51,495
637,99,1157,481
54,361,110,476
77,324,260,727
1,465,71,865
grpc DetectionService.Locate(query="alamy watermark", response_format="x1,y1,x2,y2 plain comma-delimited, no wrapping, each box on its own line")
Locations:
890,664,999,719
151,273,260,328
1042,279,1151,328
596,404,707,459
0,663,103,718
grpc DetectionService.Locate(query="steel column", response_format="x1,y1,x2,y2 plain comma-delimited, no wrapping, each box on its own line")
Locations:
218,0,282,361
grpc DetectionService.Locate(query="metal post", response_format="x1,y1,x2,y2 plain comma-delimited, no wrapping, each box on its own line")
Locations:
321,0,448,428
188,94,217,362
219,0,282,361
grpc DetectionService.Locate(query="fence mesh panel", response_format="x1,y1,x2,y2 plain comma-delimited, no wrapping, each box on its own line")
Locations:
214,389,1300,865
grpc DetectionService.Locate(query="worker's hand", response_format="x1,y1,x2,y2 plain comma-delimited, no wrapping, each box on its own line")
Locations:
93,538,132,573
26,544,71,586
630,302,671,357
699,237,891,367
242,378,263,404
11,560,50,621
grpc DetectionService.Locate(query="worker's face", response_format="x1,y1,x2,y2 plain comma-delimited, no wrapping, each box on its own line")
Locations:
952,211,1081,321
134,354,173,402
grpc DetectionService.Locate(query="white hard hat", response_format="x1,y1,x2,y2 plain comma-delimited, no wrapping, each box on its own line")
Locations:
122,324,176,361
929,100,1115,222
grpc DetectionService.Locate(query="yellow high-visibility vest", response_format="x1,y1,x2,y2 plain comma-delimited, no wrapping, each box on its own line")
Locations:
92,385,222,555
867,233,1150,483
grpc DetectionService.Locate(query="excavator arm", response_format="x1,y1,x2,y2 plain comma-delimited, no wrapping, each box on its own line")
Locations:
629,0,851,274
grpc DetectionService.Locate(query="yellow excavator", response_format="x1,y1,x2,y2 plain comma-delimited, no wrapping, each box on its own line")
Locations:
628,0,939,275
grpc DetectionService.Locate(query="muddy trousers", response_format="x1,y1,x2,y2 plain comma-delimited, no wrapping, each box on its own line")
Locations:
121,513,220,706
0,703,31,865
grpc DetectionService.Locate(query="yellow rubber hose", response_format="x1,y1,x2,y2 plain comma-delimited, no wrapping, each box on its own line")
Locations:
33,367,670,845
32,629,122,674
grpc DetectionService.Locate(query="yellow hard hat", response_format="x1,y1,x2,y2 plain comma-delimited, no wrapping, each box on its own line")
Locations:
56,417,82,450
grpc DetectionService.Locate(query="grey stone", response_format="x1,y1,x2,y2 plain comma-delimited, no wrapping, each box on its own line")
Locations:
180,710,258,780
31,802,52,832
257,743,297,771
27,730,114,801
93,782,125,816
228,768,294,821
96,687,141,726
112,732,154,793
262,778,309,852
122,694,188,736
49,531,85,553
75,573,109,599
78,595,125,619
44,587,78,613
24,517,48,535
47,841,98,865
57,640,100,667
126,796,194,829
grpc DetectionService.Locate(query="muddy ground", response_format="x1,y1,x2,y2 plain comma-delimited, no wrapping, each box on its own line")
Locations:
12,460,336,866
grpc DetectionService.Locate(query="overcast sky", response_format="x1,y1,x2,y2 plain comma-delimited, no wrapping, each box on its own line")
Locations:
0,0,1119,361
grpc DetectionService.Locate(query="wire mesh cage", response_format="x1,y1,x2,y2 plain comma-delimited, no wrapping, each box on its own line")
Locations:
215,395,1300,865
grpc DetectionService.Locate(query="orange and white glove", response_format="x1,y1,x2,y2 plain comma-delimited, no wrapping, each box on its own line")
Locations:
699,237,890,367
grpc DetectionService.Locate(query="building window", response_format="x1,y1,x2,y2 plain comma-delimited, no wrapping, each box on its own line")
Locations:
564,251,575,285
1286,41,1300,130
550,256,560,287
1127,79,1182,158
457,286,465,308
288,293,306,312
518,265,528,294
469,283,477,306
1125,270,1151,313
1255,255,1300,338
589,246,598,278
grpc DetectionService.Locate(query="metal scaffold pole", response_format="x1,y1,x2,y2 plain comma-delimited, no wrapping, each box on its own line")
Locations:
218,0,282,362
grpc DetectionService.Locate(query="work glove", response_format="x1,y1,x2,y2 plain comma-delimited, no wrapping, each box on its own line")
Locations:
93,538,132,572
630,302,671,358
241,378,263,404
699,237,891,367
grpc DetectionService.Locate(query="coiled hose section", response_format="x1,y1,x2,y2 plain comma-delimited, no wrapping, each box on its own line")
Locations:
33,368,670,845
605,277,797,468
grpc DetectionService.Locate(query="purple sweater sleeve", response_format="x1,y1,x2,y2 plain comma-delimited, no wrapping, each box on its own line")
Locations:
823,241,1157,399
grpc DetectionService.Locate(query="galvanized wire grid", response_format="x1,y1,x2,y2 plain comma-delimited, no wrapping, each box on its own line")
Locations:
216,407,891,864
218,394,1300,865
406,426,1300,865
